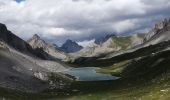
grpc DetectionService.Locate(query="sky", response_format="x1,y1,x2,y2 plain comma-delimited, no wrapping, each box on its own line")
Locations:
0,0,170,46
15,0,24,3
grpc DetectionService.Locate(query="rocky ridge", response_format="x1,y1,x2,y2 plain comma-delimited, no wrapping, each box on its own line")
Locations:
60,39,83,53
28,34,67,60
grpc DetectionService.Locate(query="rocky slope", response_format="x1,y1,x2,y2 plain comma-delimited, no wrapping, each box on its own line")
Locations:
143,18,170,46
0,24,51,60
0,43,48,93
71,18,170,66
67,40,170,100
0,23,71,93
69,33,144,62
60,39,83,53
28,34,67,61
94,34,115,45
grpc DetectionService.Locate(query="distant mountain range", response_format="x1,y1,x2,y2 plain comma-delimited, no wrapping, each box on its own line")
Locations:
26,32,144,61
25,30,145,62
68,33,144,61
72,18,170,65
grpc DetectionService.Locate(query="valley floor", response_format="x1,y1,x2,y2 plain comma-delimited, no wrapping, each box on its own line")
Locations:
0,73,170,100
1,64,170,100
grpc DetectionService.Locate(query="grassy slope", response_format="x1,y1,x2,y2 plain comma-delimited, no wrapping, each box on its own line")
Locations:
1,35,170,100
96,60,130,76
11,46,169,100
111,36,132,50
1,50,170,100
2,71,170,100
72,34,145,67
60,47,170,100
110,33,145,50
73,40,170,67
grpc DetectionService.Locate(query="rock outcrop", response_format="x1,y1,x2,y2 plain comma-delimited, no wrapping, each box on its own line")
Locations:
143,18,170,45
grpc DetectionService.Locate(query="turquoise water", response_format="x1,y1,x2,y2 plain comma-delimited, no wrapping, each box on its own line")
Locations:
63,67,120,81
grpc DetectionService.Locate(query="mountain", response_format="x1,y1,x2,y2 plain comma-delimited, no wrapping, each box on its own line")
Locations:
94,34,115,45
143,18,170,46
0,23,70,93
110,33,144,49
1,18,170,100
60,39,83,53
69,33,144,61
0,24,51,60
71,18,170,66
28,34,67,60
60,18,170,100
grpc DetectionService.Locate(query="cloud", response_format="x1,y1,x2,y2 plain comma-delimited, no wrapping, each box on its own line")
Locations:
0,0,170,45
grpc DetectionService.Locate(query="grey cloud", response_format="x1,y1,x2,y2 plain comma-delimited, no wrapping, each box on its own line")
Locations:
0,0,170,45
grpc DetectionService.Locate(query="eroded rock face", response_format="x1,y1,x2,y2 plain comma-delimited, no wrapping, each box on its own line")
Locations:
143,18,170,43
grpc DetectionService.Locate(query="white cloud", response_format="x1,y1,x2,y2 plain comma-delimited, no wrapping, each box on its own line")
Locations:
0,0,170,44
112,20,138,33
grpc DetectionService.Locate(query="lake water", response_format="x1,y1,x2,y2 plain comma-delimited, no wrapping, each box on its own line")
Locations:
63,67,120,81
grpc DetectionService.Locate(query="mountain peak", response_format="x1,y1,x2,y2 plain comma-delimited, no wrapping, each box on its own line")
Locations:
0,23,7,31
65,39,77,45
95,34,115,45
60,39,83,53
0,23,50,59
32,34,40,39
143,18,170,43
28,34,67,60
27,34,47,49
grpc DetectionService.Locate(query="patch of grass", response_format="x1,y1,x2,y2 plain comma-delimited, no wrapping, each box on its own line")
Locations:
111,36,132,50
60,67,170,100
96,60,130,76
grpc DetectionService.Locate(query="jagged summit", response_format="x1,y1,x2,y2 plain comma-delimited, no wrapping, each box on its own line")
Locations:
60,39,83,53
65,39,79,46
66,39,73,42
0,23,7,31
143,18,170,45
95,34,115,45
32,34,40,40
28,34,67,60
28,34,47,49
